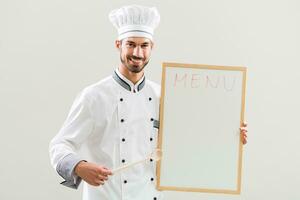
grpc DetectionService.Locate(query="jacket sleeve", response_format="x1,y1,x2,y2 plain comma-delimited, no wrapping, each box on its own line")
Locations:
49,90,95,189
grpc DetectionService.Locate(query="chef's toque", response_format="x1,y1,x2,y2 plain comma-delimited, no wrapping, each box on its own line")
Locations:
109,5,160,41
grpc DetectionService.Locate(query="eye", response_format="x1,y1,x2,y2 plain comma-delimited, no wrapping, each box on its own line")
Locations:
126,43,135,48
141,44,150,48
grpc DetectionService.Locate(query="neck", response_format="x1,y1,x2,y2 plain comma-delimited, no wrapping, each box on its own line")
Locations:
118,64,144,84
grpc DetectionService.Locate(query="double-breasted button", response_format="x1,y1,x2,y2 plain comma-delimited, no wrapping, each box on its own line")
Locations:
120,98,123,102
149,97,152,101
121,119,125,123
150,158,153,162
150,118,154,121
122,138,125,142
124,180,127,184
122,159,126,163
153,197,157,200
150,137,153,141
150,177,154,181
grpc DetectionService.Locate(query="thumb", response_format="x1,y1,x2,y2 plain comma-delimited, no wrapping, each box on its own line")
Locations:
102,167,113,175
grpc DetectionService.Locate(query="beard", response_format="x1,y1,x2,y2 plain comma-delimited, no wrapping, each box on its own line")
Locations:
120,54,150,73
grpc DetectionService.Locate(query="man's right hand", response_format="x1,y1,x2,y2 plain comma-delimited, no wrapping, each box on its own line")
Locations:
74,161,113,186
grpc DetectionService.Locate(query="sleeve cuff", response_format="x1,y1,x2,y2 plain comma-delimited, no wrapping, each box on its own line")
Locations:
56,154,85,189
60,177,82,189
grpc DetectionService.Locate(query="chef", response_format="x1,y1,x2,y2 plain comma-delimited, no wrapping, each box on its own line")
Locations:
49,4,163,200
49,4,248,200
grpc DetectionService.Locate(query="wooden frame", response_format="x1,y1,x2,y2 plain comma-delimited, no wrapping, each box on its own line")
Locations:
156,62,247,194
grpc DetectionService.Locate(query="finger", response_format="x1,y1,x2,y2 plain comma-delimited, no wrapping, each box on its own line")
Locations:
95,179,105,186
240,127,248,132
241,132,248,137
106,170,113,176
241,135,247,144
98,174,108,180
102,167,113,176
97,167,110,176
88,180,101,187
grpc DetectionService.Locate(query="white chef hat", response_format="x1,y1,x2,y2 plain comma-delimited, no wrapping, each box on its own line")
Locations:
109,5,160,41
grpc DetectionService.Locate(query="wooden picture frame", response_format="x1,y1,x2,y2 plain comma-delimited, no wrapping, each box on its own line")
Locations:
156,62,247,194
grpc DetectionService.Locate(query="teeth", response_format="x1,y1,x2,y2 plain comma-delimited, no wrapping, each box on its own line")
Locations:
131,59,141,62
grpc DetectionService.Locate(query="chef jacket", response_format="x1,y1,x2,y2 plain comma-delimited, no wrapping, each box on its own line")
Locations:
49,68,162,200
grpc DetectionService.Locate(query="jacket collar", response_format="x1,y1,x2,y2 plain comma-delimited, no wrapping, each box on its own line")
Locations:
113,68,146,93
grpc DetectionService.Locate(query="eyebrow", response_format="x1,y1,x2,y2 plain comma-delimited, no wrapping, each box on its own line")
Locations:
126,41,151,45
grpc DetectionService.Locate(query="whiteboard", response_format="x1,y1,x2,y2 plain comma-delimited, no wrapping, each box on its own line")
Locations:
156,63,247,194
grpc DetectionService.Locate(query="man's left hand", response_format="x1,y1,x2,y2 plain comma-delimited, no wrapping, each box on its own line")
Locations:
240,122,248,145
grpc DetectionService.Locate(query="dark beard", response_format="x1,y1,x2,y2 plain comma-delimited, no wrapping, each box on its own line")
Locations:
120,55,150,73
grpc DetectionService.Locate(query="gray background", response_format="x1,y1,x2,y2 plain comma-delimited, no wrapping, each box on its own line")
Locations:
1,0,299,199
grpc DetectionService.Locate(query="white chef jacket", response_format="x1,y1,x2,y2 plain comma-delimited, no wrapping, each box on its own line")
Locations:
49,69,162,200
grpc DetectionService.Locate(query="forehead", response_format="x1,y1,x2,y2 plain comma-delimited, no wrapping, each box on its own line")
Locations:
123,37,152,44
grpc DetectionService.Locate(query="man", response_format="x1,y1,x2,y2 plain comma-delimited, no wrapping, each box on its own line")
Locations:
49,5,248,200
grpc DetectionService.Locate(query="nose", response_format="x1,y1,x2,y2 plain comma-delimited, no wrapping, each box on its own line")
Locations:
133,46,143,58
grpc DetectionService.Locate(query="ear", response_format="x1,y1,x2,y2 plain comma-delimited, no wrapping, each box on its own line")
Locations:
115,40,121,50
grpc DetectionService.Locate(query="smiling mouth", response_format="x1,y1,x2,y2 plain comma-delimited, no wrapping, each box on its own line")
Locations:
129,58,143,64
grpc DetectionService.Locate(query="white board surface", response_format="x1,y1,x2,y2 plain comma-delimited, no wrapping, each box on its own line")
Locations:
157,63,247,194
